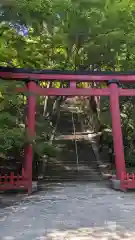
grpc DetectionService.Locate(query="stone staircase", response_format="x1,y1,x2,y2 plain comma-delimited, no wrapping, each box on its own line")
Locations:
44,100,104,182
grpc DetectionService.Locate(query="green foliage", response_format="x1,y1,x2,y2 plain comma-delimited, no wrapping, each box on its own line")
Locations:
0,81,25,155
1,0,135,171
0,0,135,70
126,149,135,168
33,141,59,158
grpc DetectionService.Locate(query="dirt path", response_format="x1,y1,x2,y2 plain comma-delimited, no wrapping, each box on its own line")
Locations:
1,182,135,239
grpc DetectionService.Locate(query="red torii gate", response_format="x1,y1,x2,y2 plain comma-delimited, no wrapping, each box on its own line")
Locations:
0,67,135,193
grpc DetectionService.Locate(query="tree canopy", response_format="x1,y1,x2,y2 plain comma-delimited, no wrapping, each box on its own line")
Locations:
0,0,135,70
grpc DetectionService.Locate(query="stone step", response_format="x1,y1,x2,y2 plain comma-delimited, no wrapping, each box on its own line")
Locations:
49,104,104,183
43,163,102,181
43,171,102,182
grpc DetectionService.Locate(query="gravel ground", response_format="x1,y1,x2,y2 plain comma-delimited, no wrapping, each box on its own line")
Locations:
1,182,135,239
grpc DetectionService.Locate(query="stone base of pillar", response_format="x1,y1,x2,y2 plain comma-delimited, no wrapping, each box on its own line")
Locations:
32,181,38,192
110,178,127,192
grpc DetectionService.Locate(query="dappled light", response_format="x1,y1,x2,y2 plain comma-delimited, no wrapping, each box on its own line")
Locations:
1,183,135,239
46,226,135,239
3,225,135,239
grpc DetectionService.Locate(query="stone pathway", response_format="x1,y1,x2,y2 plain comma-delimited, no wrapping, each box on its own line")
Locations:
1,182,135,239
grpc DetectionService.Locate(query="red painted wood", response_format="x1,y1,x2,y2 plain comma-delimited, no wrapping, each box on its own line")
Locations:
10,172,14,184
119,89,135,96
131,173,134,179
14,87,135,97
25,81,36,194
0,168,28,191
109,83,126,180
1,71,135,81
120,172,135,190
70,81,76,88
15,87,135,97
16,87,110,96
